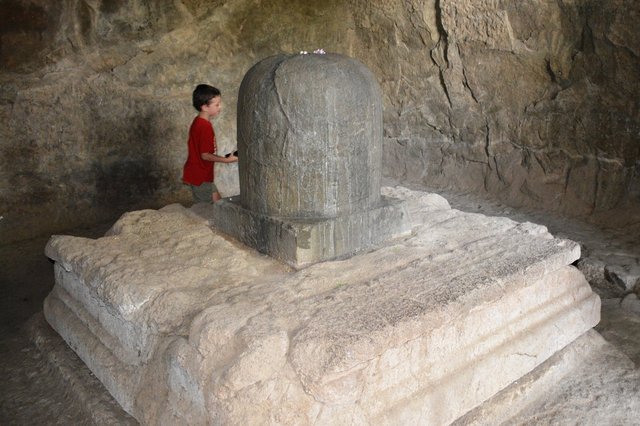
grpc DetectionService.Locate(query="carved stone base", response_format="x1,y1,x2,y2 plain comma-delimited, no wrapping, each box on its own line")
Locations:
210,195,411,268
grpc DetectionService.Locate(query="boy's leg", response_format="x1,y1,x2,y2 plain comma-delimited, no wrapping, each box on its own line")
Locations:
211,182,221,202
191,182,214,203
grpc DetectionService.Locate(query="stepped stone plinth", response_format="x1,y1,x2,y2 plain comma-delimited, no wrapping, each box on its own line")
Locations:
210,53,410,268
43,187,600,425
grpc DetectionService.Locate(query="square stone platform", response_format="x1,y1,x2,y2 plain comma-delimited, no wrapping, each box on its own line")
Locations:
43,186,600,425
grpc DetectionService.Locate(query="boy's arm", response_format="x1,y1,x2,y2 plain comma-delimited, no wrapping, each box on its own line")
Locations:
201,152,237,163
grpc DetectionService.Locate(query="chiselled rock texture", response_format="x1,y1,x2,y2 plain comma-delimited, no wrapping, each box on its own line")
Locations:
44,186,600,425
2,0,638,243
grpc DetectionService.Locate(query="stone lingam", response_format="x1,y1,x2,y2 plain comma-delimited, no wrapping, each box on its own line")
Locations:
210,52,410,268
41,52,601,425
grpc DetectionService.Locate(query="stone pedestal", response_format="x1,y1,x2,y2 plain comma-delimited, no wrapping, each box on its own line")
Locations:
43,187,600,425
211,53,410,267
211,194,408,267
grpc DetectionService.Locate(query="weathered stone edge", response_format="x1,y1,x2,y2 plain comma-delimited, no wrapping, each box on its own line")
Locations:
25,312,138,426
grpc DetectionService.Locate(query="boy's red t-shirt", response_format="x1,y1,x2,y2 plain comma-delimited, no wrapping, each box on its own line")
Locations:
182,117,216,186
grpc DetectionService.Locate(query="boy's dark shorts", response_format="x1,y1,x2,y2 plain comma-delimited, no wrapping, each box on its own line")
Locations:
190,182,218,203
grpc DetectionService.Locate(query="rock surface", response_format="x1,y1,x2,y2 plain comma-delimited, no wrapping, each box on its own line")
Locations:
43,186,600,424
1,0,638,244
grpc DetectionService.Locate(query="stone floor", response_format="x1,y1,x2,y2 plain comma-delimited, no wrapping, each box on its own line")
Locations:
0,222,120,425
1,188,638,425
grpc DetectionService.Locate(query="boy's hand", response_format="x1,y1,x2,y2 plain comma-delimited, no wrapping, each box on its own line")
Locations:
224,150,238,163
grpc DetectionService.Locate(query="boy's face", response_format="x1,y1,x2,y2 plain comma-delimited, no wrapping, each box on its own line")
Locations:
202,96,222,117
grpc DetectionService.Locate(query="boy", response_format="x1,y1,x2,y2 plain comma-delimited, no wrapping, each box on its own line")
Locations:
182,84,237,203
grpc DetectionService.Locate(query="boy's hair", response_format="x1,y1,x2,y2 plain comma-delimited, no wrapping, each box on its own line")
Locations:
192,84,221,111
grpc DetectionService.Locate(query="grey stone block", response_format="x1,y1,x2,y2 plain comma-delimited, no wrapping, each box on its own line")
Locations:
211,194,411,268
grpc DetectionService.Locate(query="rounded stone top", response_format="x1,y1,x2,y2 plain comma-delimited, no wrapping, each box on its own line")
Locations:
237,53,383,219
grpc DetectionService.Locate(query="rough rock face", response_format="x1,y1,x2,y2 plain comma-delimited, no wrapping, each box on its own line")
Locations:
1,0,638,242
371,0,640,219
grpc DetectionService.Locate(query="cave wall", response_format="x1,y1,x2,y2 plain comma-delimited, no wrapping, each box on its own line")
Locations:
378,0,640,225
1,0,638,243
